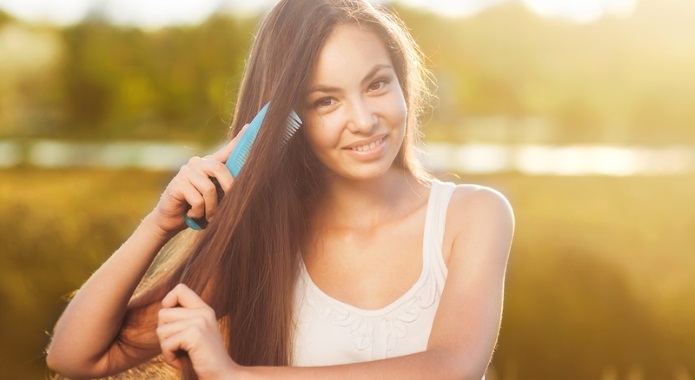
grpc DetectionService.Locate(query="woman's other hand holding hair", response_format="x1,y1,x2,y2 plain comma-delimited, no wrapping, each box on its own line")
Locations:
157,284,242,380
151,124,249,236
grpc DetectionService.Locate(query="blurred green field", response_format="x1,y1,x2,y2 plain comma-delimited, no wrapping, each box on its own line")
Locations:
1,168,694,379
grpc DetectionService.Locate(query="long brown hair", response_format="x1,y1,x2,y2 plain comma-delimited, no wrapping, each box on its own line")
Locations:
114,0,434,377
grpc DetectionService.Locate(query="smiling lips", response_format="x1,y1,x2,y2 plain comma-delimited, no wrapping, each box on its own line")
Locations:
347,136,386,152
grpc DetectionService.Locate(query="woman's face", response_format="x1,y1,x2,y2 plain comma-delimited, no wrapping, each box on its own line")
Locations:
303,23,407,182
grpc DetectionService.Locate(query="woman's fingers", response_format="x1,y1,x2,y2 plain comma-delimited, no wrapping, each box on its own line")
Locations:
157,284,236,378
185,161,223,220
176,157,233,220
157,316,231,376
156,314,212,364
158,285,215,366
162,284,209,309
179,123,249,221
210,123,250,163
156,318,192,367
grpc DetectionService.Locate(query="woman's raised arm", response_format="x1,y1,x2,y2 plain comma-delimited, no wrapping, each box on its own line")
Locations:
46,133,245,379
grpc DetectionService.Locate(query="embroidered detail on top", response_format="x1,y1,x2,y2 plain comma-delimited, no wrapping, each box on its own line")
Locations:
301,257,438,357
321,304,375,351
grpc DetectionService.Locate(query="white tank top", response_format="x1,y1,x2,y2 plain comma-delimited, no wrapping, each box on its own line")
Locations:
292,179,456,366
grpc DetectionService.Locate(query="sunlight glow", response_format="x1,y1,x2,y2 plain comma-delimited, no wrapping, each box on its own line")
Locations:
99,0,220,29
0,0,639,26
389,0,637,21
0,0,94,25
397,0,509,17
427,144,695,176
521,0,637,23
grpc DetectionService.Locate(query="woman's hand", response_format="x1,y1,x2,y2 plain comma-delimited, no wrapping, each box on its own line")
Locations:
150,125,249,235
157,284,240,380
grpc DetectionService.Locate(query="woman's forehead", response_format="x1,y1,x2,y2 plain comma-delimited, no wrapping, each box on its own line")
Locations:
310,24,392,85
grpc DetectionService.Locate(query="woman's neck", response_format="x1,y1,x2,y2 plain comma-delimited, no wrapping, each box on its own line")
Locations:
314,167,428,231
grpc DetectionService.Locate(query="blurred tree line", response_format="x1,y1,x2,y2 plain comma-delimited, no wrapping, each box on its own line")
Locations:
1,0,694,144
1,10,257,143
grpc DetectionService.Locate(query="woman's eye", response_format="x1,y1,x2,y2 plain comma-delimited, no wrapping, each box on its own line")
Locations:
368,79,387,92
313,97,336,108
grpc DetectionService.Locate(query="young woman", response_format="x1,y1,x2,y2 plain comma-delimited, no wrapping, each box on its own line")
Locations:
46,0,514,379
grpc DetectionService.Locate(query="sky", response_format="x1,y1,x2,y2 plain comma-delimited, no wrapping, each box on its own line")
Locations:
0,0,637,28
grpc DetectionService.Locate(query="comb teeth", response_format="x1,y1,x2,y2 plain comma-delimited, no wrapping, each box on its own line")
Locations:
282,111,303,144
236,143,252,164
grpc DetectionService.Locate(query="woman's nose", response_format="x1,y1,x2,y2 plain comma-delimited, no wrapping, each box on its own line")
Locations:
346,98,377,134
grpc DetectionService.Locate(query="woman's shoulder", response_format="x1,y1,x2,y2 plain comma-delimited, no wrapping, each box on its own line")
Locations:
431,178,512,214
439,180,514,243
430,178,513,266
453,182,511,211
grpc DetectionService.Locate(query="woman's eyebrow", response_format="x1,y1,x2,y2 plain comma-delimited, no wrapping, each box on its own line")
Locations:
360,64,392,86
307,64,393,95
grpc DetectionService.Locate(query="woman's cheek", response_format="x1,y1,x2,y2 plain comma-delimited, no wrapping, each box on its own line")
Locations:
307,113,343,149
385,90,408,126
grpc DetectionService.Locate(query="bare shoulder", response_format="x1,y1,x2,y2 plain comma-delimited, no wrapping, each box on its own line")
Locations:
449,183,514,222
442,183,514,265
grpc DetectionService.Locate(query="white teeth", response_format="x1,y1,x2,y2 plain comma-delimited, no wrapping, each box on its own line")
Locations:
352,137,383,152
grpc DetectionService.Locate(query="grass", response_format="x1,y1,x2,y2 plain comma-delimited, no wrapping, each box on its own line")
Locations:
2,168,694,379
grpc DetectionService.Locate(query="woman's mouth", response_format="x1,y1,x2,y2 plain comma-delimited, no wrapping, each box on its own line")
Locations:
350,137,385,152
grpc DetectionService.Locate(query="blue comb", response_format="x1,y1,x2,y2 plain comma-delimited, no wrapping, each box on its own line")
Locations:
185,102,302,230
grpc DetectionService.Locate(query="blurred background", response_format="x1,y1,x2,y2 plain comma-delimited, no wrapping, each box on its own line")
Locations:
1,0,694,378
